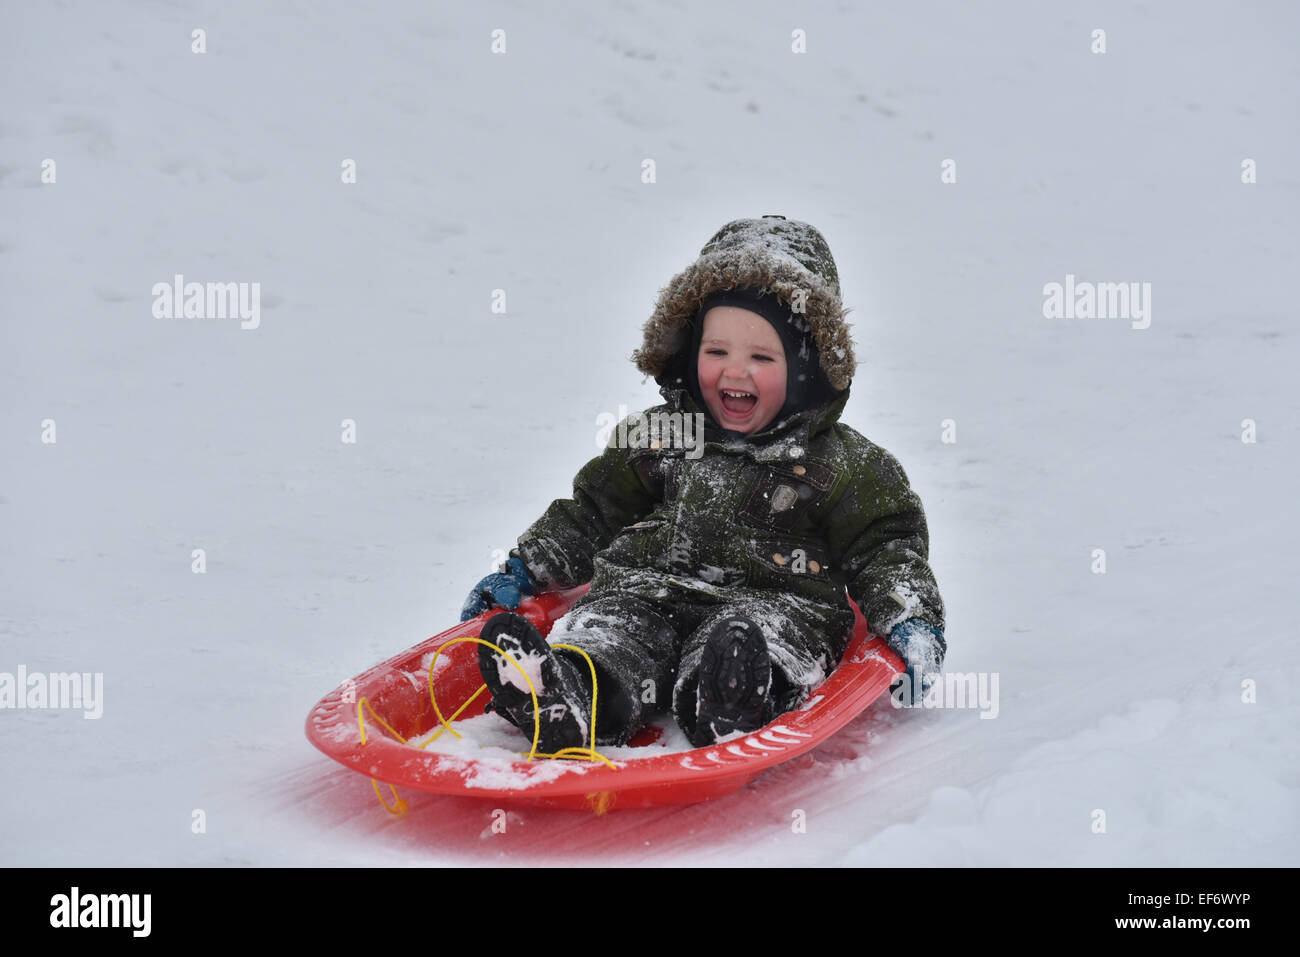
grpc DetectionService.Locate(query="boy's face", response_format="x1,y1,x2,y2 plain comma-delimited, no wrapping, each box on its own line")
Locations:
696,306,788,434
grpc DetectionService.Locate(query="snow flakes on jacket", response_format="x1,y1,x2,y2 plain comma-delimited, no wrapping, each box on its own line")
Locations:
511,215,945,645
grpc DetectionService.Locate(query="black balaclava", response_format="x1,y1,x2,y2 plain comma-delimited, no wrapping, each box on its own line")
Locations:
685,285,837,433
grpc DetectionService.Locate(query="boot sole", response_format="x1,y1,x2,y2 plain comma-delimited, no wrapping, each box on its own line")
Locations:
695,619,772,745
478,612,588,752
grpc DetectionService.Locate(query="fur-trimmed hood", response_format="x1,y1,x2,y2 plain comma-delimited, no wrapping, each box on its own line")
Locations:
632,215,857,392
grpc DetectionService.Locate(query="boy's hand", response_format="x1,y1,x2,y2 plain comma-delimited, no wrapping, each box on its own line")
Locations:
459,556,538,622
887,618,945,707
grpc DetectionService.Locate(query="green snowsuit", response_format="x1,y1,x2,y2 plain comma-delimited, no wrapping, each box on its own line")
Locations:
509,216,945,741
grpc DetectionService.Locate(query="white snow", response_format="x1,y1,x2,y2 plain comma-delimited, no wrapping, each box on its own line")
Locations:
411,711,696,765
403,716,598,790
1,0,1296,866
494,646,546,695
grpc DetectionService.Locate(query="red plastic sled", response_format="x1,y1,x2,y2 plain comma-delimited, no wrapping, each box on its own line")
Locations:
306,585,901,812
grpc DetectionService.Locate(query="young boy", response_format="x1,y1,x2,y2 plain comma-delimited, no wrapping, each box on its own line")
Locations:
461,215,946,750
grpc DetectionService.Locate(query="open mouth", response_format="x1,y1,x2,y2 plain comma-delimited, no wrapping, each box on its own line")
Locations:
719,388,758,418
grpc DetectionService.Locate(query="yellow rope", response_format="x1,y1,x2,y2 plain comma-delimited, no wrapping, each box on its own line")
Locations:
371,778,408,815
354,628,620,814
428,636,546,759
357,696,408,745
418,683,487,749
550,642,615,768
354,698,410,815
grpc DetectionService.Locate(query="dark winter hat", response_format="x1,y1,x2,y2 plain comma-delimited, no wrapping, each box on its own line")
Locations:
684,285,837,426
633,215,857,394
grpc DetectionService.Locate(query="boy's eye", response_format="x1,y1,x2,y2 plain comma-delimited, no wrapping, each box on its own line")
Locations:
704,348,775,361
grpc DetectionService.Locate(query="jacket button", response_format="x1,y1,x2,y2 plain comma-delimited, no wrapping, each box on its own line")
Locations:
772,552,786,566
808,560,821,573
792,464,806,475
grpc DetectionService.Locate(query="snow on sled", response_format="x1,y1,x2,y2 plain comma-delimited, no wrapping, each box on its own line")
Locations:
305,584,901,813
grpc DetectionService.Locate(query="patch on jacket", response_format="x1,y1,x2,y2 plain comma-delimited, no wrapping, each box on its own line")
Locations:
770,484,799,512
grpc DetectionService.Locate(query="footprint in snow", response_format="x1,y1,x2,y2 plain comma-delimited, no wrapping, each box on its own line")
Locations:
54,112,115,157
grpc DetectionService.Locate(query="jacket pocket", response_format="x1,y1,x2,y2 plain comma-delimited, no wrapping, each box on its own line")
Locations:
747,537,833,578
737,461,837,532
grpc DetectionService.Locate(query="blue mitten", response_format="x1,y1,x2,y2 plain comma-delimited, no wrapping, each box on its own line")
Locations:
887,618,945,707
459,556,538,622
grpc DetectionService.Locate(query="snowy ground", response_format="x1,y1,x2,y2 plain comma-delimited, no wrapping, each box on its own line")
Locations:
1,0,1297,866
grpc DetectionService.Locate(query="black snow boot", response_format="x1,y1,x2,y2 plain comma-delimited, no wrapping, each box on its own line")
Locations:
691,616,773,746
478,612,592,754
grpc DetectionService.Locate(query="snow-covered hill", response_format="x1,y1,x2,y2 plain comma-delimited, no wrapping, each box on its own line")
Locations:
1,0,1296,865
